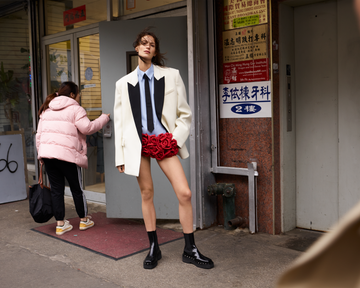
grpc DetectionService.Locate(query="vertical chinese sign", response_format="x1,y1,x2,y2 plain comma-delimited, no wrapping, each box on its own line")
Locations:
221,0,270,119
63,5,86,26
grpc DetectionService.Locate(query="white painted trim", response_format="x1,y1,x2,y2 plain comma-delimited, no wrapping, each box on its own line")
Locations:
65,187,106,204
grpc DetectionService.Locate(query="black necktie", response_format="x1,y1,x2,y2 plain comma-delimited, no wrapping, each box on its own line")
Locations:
143,74,154,132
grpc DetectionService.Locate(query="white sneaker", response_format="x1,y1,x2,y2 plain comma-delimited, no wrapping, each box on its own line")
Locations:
79,216,94,231
56,220,73,235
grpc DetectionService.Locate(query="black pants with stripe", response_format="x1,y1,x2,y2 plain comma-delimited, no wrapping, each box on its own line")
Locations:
42,158,87,221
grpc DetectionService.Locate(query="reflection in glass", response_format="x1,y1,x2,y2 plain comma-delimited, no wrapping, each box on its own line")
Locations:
44,0,108,35
0,9,36,185
79,34,105,192
45,40,72,188
122,0,183,16
46,41,72,94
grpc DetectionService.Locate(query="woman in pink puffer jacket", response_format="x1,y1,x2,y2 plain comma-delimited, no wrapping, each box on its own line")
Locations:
36,81,110,236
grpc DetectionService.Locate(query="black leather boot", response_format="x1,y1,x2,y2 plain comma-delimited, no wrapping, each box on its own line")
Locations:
182,232,214,269
143,231,162,269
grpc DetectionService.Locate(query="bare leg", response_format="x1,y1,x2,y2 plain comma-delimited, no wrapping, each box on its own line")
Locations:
137,156,156,231
158,155,214,269
137,156,161,269
157,156,193,233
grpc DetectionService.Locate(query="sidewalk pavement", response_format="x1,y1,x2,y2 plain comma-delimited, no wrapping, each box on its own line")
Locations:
0,197,322,288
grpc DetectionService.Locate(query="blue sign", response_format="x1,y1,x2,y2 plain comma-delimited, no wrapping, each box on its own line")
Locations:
231,103,262,114
85,67,93,81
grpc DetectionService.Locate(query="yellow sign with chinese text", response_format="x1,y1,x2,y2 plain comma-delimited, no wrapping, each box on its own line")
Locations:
224,0,268,30
223,24,268,63
233,15,259,28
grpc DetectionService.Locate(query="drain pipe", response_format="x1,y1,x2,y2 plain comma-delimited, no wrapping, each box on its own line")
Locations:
208,162,257,233
207,183,235,230
228,216,246,228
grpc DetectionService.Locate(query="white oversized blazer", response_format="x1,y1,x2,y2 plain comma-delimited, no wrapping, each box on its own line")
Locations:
114,65,192,177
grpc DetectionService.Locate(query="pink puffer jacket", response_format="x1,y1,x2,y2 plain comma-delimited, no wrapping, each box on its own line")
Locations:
36,96,109,168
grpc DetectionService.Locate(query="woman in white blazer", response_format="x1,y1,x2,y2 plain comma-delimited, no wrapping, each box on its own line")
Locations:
114,29,213,270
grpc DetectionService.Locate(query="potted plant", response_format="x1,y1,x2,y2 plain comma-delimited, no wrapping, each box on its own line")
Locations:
0,61,20,131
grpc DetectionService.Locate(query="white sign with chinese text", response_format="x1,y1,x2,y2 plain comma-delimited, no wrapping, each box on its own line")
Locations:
219,81,271,118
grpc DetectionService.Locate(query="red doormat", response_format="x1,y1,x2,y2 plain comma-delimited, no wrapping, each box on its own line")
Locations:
32,212,183,260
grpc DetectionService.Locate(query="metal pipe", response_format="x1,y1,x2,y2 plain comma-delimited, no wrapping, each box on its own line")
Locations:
228,216,246,228
247,162,257,233
207,183,235,230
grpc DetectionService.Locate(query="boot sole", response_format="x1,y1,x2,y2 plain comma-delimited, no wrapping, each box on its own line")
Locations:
143,251,162,269
182,255,214,269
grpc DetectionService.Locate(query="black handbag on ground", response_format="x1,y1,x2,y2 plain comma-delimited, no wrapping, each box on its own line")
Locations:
29,163,53,223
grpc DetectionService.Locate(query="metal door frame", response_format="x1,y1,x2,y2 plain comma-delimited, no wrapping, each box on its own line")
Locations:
41,24,100,97
41,25,105,203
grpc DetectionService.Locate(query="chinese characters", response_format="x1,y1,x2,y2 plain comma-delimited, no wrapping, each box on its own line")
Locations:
223,24,267,63
219,81,272,118
223,0,267,30
222,83,270,103
63,5,86,27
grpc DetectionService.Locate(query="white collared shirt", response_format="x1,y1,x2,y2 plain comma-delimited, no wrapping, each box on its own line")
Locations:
137,64,166,136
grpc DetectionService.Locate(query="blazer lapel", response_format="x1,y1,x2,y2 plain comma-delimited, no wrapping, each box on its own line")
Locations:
153,65,167,131
127,72,142,141
154,76,165,125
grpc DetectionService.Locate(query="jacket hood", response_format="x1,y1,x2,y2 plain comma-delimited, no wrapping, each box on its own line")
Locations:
49,96,79,111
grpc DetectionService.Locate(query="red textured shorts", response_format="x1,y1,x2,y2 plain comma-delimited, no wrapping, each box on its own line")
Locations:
141,133,179,161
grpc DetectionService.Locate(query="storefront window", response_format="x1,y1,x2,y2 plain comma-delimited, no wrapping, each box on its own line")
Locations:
44,0,107,35
0,9,36,185
121,0,183,16
79,34,101,120
46,40,72,93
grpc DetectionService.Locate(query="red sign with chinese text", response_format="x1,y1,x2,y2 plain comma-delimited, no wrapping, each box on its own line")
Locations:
63,5,86,26
223,58,269,84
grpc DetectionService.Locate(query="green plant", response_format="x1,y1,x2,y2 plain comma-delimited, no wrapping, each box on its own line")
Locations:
0,61,20,131
0,61,15,102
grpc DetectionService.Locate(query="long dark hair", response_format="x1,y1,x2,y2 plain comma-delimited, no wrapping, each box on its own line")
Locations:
133,27,166,67
38,81,79,116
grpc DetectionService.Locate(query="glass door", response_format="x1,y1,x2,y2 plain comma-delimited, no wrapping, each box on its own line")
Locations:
42,35,74,190
77,33,105,193
42,28,105,200
46,40,73,92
